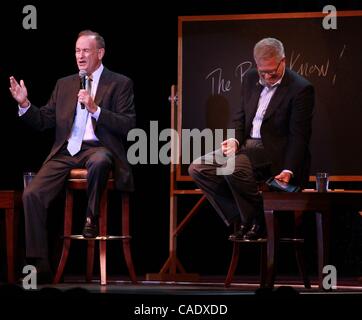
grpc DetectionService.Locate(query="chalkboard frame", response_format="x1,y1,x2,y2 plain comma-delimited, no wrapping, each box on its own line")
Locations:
176,11,362,182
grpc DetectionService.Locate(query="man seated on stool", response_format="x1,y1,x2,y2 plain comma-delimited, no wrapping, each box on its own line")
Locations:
9,30,136,282
189,37,314,241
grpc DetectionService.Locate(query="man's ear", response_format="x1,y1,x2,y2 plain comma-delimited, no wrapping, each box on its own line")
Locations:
98,48,105,60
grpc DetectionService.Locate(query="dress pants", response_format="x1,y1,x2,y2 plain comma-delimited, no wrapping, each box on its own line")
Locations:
188,139,271,227
22,141,113,259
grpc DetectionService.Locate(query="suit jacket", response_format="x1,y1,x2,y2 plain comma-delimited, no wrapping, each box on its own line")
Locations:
20,67,136,191
232,68,314,187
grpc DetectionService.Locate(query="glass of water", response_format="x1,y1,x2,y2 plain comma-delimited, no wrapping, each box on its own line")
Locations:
316,172,329,192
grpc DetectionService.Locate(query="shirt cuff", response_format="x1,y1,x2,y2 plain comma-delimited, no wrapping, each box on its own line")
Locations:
282,169,294,176
228,138,240,146
18,104,31,116
91,106,101,120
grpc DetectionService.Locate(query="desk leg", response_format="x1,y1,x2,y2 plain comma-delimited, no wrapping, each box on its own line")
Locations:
316,211,329,290
5,208,16,283
265,210,278,288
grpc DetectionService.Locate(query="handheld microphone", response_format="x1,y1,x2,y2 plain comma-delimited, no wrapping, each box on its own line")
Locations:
79,70,87,109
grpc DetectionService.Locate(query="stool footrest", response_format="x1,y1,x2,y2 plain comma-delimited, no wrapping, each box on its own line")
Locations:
280,238,304,243
64,235,132,240
229,238,267,243
229,238,304,243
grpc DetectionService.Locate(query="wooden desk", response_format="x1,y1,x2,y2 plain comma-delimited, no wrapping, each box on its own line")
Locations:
263,191,362,289
0,190,22,283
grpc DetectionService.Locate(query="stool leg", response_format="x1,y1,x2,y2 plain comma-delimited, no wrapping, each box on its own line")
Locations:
225,223,240,287
54,189,73,284
99,189,108,285
121,193,137,283
99,240,106,285
86,240,95,282
225,241,240,287
5,208,15,283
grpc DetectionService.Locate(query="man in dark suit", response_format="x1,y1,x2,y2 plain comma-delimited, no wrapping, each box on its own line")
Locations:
9,30,136,281
189,37,314,241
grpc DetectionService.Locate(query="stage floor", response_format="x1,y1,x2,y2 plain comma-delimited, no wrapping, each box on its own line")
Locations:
38,275,362,293
2,276,362,317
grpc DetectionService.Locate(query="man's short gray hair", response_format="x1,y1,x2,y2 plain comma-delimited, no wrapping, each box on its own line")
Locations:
253,38,285,62
77,30,105,49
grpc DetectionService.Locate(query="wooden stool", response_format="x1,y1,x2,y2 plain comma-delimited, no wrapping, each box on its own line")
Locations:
225,209,310,289
53,169,137,285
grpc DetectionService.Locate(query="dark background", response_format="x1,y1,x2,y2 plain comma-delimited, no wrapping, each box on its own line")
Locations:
1,0,362,280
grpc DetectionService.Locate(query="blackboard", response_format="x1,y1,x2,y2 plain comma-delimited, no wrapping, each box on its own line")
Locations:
177,11,362,180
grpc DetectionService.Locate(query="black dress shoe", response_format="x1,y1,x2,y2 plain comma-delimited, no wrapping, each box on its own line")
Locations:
243,224,266,241
229,225,249,241
82,216,99,238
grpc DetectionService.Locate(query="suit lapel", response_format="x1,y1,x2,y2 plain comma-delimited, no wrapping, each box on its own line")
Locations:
94,68,110,106
245,83,264,134
66,76,81,131
263,71,291,121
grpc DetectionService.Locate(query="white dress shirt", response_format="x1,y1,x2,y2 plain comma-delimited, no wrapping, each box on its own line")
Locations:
250,77,282,139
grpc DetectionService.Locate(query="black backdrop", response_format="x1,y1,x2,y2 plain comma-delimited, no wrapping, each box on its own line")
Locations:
1,0,362,278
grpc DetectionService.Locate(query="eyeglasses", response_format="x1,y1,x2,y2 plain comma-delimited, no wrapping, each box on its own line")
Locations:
257,59,283,76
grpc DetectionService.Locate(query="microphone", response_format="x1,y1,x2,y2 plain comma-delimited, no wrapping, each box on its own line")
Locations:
79,70,87,109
